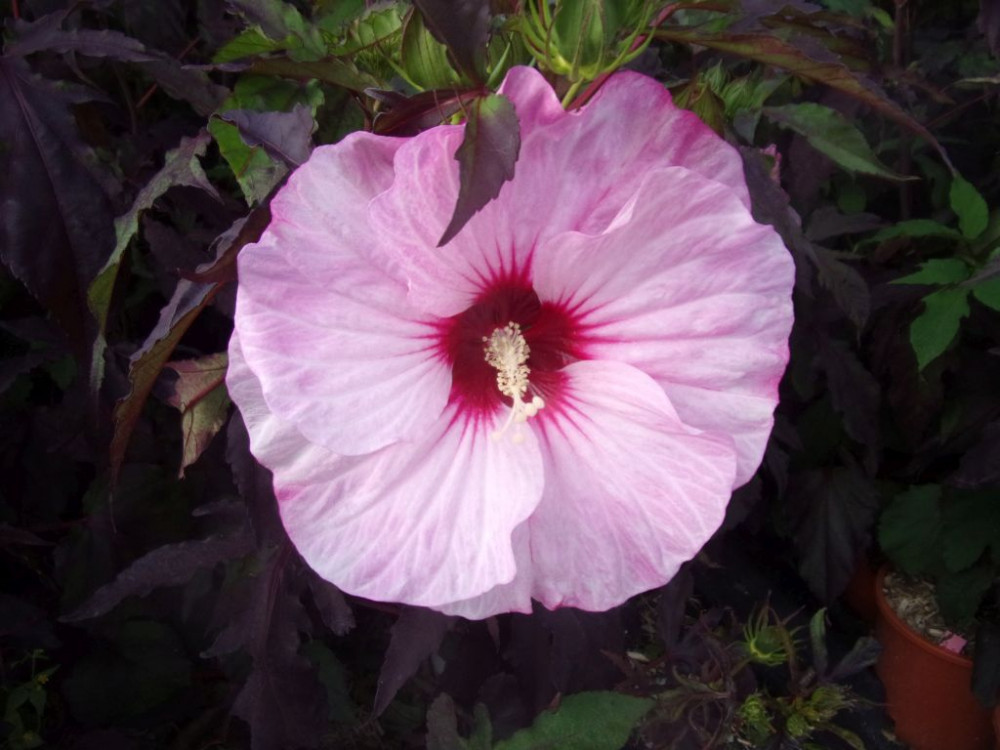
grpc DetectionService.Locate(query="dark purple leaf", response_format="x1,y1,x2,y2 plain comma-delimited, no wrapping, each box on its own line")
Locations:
7,20,160,61
0,57,115,356
373,607,455,716
372,87,476,136
307,575,355,636
227,0,291,40
0,523,50,548
828,636,880,681
785,463,880,602
139,59,230,116
0,594,59,648
109,211,268,485
62,531,254,622
438,93,520,247
226,412,284,544
657,565,693,651
90,130,219,391
805,207,883,242
109,279,218,484
980,0,1000,56
219,104,315,167
973,617,1000,706
202,544,327,750
951,420,1000,488
817,339,881,471
412,0,490,82
809,247,870,328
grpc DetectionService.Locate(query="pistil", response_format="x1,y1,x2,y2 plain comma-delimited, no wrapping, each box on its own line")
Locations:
483,322,545,441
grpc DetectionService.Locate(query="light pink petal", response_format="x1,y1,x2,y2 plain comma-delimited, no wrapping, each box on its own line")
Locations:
234,236,450,456
228,330,343,485
277,407,544,608
268,132,406,286
532,167,793,485
498,67,751,245
366,67,752,317
436,524,535,619
527,360,737,611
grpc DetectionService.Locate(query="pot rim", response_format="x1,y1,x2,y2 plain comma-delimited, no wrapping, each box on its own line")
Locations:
874,564,973,668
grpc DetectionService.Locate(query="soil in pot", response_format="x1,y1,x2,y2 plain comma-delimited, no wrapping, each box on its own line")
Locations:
875,567,993,750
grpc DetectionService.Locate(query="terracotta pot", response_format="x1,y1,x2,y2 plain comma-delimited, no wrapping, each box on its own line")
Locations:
874,565,993,750
994,706,1000,750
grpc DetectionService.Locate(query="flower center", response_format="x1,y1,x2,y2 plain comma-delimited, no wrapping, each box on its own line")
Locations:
483,322,545,442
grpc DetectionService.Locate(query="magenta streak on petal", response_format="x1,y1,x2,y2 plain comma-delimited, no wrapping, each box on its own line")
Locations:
434,270,583,424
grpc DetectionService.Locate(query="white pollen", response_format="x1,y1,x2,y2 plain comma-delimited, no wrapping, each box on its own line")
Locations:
484,322,544,443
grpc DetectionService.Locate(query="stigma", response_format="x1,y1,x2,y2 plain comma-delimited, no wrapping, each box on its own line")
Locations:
483,322,545,442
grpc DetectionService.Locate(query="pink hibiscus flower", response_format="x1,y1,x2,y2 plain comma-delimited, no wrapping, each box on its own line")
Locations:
227,67,794,619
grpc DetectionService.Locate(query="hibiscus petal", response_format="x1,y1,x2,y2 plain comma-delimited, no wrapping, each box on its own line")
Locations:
228,331,343,485
268,132,406,286
235,235,451,456
436,524,535,619
498,67,752,243
367,67,752,317
527,360,737,612
277,407,545,608
531,166,793,485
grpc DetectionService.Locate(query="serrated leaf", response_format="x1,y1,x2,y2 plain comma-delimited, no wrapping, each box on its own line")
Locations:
935,565,994,624
871,219,964,243
89,130,219,391
809,247,870,328
952,420,1000,488
8,20,160,61
764,103,911,180
219,104,316,167
164,353,230,477
950,176,989,240
879,485,942,575
0,57,115,360
941,490,1000,573
62,531,253,621
786,465,880,602
910,287,970,370
413,0,490,82
892,258,971,286
438,93,520,246
972,276,1000,311
493,692,653,750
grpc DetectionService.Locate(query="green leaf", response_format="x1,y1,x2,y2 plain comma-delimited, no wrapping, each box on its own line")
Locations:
879,485,942,575
892,258,971,286
213,28,285,62
763,103,911,180
438,93,521,246
909,287,970,370
871,219,964,244
935,564,994,625
493,692,653,750
949,176,989,240
400,8,463,90
972,276,1000,311
87,131,219,392
210,119,287,204
164,353,230,477
941,490,1000,573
